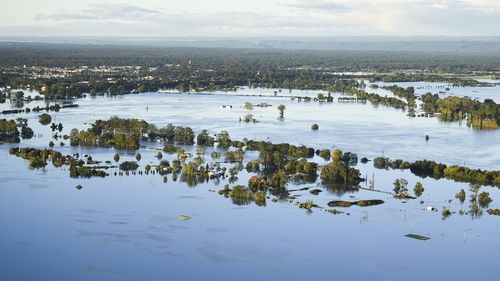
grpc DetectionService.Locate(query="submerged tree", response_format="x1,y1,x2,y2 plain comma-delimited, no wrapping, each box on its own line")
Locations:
414,182,424,197
216,131,232,149
38,113,52,125
393,178,409,197
277,104,286,118
321,149,362,187
469,184,484,218
455,189,466,204
244,102,253,110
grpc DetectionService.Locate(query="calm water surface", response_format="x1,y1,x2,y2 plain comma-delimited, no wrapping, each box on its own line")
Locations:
1,88,499,281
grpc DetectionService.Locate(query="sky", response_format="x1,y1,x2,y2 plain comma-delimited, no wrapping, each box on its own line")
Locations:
1,0,500,37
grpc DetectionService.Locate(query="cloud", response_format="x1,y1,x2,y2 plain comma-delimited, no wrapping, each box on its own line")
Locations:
287,0,347,12
36,3,161,23
427,3,449,10
18,0,500,37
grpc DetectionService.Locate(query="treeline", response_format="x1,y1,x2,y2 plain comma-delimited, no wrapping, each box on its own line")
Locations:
69,117,196,150
374,157,500,188
3,43,500,72
0,119,34,142
342,87,408,109
421,93,499,129
8,147,108,177
371,74,488,87
3,43,500,100
382,85,416,101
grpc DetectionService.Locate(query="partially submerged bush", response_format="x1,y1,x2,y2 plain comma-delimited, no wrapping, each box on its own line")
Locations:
119,161,139,171
38,113,52,125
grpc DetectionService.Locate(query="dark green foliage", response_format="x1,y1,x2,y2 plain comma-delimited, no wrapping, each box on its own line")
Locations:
0,119,20,143
38,113,52,125
247,141,314,172
70,117,152,149
9,147,64,168
414,182,424,197
455,189,466,204
69,162,108,178
10,147,108,177
328,200,384,207
284,159,318,176
297,201,315,210
216,131,232,149
421,94,499,129
277,104,286,117
119,161,139,171
442,208,452,219
173,126,195,145
196,129,215,146
478,192,492,208
487,209,500,216
269,170,288,198
156,160,171,175
248,176,268,192
373,157,500,188
342,87,407,109
69,118,195,150
320,150,363,186
393,178,409,197
310,189,322,195
163,144,179,153
245,160,260,172
224,149,245,161
318,149,331,160
20,126,34,139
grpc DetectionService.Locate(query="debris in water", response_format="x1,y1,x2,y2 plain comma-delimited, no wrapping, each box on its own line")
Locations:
176,215,191,221
405,234,430,240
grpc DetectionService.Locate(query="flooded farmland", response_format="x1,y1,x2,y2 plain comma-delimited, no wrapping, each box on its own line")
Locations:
1,87,500,281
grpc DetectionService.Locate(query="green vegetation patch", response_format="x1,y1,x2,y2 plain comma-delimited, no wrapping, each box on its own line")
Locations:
487,209,500,216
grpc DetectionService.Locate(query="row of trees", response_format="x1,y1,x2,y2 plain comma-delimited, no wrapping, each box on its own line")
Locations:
421,93,499,129
374,157,500,188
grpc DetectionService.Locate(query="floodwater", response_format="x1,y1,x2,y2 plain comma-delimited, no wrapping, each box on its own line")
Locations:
1,87,500,281
367,80,500,103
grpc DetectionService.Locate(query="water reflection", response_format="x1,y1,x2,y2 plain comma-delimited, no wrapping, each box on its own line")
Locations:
324,183,359,196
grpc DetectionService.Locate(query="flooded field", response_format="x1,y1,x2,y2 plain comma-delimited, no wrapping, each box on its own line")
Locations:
367,81,500,103
1,87,500,281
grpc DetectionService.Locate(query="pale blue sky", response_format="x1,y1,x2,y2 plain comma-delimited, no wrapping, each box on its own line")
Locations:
1,0,500,36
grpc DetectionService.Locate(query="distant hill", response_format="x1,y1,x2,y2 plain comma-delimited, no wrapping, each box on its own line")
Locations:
2,36,500,54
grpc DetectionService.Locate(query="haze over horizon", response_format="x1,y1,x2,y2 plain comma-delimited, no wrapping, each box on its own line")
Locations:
1,0,500,37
